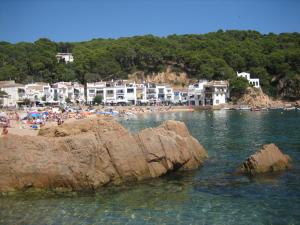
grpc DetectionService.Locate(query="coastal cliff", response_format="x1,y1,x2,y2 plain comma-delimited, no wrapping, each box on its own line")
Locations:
236,87,291,108
0,118,208,192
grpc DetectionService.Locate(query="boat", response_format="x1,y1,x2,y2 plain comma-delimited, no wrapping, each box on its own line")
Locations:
239,105,251,111
284,107,296,111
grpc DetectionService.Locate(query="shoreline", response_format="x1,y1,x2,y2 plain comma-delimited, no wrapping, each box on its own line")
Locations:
1,105,299,138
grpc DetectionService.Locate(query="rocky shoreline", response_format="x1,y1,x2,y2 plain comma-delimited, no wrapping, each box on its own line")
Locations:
0,118,208,192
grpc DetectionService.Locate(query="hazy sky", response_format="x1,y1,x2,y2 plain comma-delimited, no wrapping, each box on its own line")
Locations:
1,0,300,43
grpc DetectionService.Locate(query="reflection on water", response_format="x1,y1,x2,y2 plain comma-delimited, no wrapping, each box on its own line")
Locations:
1,110,300,225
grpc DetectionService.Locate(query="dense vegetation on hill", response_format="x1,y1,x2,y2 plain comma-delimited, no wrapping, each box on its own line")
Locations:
0,30,299,99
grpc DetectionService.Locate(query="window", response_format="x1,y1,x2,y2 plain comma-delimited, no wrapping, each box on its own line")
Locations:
89,90,95,94
127,88,134,93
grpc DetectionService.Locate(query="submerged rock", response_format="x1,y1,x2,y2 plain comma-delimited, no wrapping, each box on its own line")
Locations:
237,143,292,176
0,118,207,192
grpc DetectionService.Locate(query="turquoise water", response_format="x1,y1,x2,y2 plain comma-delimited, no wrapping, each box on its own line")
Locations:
1,110,300,225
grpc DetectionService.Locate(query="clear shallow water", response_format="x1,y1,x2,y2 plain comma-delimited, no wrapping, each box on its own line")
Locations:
1,110,300,225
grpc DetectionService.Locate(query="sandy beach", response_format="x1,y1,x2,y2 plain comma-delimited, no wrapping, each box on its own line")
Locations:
1,106,194,137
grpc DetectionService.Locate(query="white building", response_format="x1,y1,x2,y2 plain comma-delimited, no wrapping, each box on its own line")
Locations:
156,84,174,104
86,82,106,104
173,89,188,104
0,81,25,107
48,82,84,104
188,80,208,106
87,80,137,105
187,80,229,106
145,83,157,104
56,53,74,63
136,83,146,104
237,72,260,88
125,82,137,105
204,81,229,105
25,82,50,104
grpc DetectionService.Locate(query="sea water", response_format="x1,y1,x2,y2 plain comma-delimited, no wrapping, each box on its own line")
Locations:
1,110,300,225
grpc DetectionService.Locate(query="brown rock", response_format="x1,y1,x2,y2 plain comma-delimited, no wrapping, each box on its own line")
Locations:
237,143,292,176
0,119,207,192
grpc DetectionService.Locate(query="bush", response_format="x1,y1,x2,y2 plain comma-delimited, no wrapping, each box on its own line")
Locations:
65,97,71,103
93,95,103,105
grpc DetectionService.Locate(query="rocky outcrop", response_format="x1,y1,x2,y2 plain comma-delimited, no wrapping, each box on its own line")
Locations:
128,66,192,87
237,88,279,108
0,118,207,192
237,144,292,176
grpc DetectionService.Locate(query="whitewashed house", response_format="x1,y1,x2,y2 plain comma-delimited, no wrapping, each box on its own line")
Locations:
204,81,229,105
86,82,106,104
56,53,74,63
145,83,157,104
136,83,146,105
188,80,208,106
71,82,85,103
237,72,260,88
155,84,174,103
0,81,25,107
25,82,50,104
173,88,188,104
125,82,137,105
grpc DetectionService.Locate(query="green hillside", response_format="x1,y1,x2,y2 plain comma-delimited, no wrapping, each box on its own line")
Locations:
0,30,299,99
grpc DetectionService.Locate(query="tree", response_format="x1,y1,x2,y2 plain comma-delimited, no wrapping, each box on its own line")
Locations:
65,97,71,104
229,76,249,98
93,95,103,105
0,90,8,96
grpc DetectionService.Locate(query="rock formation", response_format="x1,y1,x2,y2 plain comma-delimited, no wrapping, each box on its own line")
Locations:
237,143,292,176
0,118,207,192
237,88,277,108
128,66,193,87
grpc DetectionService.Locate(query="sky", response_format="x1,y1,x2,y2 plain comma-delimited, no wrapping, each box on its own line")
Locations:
0,0,300,43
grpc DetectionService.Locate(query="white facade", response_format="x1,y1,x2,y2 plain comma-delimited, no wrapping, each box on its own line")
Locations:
204,81,228,105
87,81,138,105
187,80,229,106
156,85,174,103
173,89,188,104
188,80,208,106
1,79,230,107
237,72,260,88
47,82,84,104
86,81,175,105
25,83,50,103
87,82,106,104
0,81,25,107
56,53,74,63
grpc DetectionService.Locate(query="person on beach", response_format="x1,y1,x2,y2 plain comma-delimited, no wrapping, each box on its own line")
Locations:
1,125,8,136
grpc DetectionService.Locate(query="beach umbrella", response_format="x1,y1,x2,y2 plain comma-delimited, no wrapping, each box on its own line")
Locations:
30,113,41,118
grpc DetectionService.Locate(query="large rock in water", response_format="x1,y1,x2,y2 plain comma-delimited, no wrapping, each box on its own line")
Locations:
237,144,292,176
0,118,207,192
